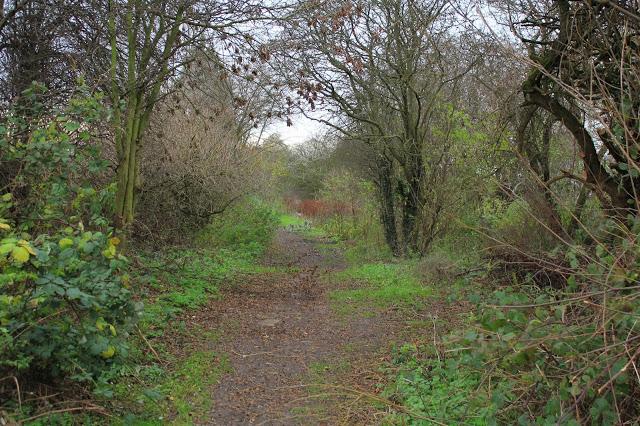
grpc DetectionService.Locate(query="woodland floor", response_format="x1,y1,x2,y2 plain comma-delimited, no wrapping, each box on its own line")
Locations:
167,229,460,425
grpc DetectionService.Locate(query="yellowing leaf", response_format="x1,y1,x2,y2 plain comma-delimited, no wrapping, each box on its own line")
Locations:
0,243,14,256
0,223,10,231
18,240,37,255
109,237,121,246
11,246,29,263
101,345,116,359
96,317,107,331
102,244,116,259
109,324,117,336
59,238,74,249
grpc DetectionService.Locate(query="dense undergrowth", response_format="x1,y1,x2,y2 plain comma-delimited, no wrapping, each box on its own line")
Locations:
3,91,639,425
0,89,141,421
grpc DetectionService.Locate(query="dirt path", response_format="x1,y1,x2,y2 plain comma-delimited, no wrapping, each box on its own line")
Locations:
194,229,407,425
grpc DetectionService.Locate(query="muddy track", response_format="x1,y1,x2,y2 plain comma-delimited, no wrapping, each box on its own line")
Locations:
192,230,404,425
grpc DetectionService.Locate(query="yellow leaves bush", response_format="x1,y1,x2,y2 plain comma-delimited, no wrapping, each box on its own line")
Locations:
1,238,37,264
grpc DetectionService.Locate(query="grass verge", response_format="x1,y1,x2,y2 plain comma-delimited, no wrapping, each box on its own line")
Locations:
106,201,279,424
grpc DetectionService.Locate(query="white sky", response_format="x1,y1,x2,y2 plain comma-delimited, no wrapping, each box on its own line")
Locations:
265,115,325,146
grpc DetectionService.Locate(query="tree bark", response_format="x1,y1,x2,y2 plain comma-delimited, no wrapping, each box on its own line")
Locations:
376,153,400,256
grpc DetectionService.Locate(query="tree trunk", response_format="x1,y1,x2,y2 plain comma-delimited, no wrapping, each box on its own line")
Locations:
376,154,400,256
400,152,423,254
108,0,184,229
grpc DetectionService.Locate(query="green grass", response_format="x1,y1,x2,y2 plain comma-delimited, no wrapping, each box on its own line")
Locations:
160,349,230,423
135,244,271,334
329,263,432,311
106,200,281,424
279,213,306,227
135,201,282,334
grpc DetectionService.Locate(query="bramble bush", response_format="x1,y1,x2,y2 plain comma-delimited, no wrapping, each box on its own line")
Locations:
0,85,138,401
383,343,495,425
386,197,640,423
458,217,640,424
400,216,640,424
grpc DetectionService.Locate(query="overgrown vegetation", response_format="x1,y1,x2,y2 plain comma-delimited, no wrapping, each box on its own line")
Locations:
2,0,640,423
0,87,138,404
330,263,431,311
383,344,494,425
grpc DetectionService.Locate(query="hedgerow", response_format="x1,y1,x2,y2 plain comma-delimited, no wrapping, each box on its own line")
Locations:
0,85,138,401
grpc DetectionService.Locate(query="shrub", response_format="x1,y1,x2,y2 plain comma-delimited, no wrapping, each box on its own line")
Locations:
0,228,136,388
136,63,269,240
485,198,556,253
415,251,458,284
198,198,279,252
0,85,138,400
482,197,567,288
383,344,495,424
455,217,640,423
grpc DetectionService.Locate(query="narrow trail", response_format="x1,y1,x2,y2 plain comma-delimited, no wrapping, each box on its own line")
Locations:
193,229,407,425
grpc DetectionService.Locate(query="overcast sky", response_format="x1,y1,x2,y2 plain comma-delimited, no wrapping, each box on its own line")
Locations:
264,114,325,146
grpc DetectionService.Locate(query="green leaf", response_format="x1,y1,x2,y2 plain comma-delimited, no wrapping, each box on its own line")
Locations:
66,287,83,299
0,243,14,256
58,238,74,249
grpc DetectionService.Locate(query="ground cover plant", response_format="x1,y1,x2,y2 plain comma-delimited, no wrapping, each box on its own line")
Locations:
107,200,279,424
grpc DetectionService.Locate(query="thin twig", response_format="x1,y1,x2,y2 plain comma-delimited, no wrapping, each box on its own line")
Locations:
136,325,163,364
597,345,640,394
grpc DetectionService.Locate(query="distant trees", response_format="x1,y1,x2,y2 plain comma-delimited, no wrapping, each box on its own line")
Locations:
280,0,488,255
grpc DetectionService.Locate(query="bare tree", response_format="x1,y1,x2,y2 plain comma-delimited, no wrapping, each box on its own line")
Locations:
100,0,283,228
275,0,482,255
136,53,273,238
